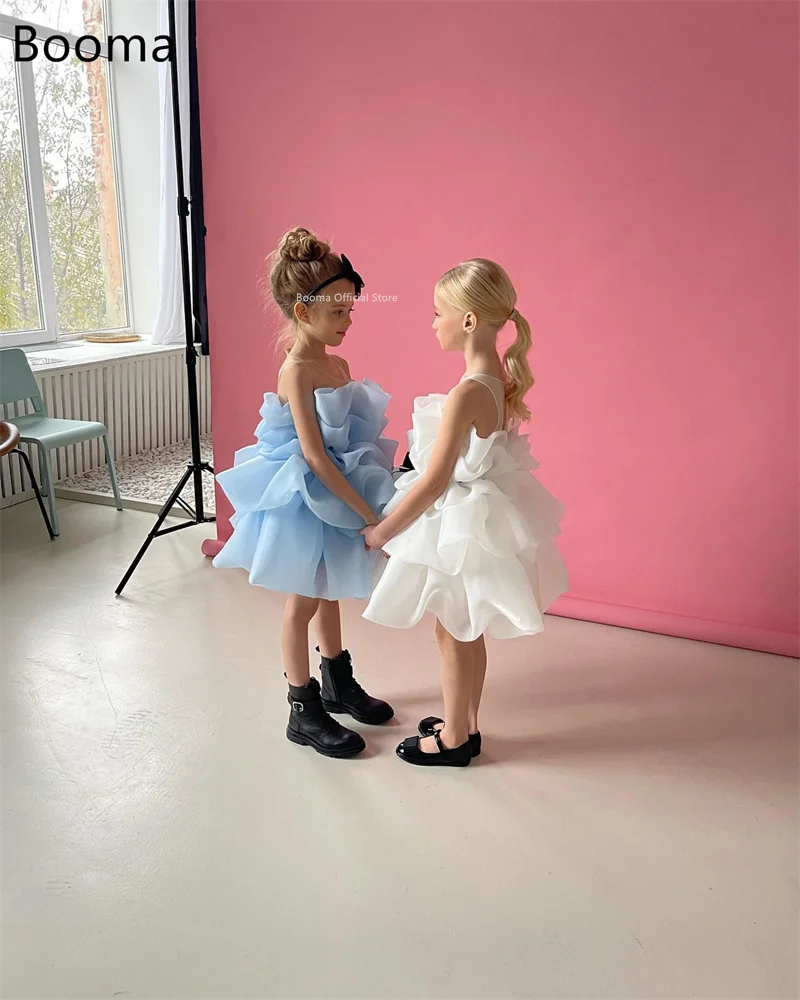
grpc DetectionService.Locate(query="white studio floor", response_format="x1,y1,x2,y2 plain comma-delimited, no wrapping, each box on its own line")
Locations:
1,499,797,1000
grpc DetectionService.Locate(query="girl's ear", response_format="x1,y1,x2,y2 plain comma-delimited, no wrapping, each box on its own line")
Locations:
293,301,308,324
463,311,477,332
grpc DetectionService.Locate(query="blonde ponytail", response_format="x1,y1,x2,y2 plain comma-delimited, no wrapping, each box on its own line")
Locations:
503,308,534,423
436,258,535,424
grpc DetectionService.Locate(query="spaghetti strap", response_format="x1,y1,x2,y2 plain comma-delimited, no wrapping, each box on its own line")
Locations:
462,373,505,431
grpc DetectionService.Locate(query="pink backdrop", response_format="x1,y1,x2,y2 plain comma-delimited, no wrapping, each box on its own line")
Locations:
196,1,799,657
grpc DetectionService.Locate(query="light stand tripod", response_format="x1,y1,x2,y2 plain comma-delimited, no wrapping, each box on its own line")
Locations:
116,0,214,595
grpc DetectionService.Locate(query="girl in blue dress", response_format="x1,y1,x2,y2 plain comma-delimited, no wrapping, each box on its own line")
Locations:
213,228,397,758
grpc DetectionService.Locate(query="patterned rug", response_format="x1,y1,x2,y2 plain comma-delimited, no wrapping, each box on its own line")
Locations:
59,435,217,513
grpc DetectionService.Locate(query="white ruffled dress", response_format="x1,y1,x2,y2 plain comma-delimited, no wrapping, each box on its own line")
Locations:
363,380,568,641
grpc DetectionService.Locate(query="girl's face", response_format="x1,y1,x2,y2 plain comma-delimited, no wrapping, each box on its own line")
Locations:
432,291,466,352
298,278,356,348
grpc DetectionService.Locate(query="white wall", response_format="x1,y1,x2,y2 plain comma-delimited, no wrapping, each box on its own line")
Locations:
108,0,160,335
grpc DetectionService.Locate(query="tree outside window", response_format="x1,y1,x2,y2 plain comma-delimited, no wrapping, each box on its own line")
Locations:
1,0,128,344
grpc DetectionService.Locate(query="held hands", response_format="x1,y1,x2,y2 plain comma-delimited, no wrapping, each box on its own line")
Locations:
360,521,388,552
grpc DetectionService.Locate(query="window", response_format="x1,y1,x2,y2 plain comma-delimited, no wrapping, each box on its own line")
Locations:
0,0,129,347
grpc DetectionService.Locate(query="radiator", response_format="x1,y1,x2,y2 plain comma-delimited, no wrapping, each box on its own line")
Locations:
0,350,211,504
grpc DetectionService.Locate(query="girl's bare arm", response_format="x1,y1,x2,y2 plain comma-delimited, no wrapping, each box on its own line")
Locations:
283,365,379,526
367,383,479,545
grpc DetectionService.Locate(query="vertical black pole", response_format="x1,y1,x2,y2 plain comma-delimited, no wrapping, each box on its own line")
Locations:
187,0,209,357
115,0,215,595
167,0,204,521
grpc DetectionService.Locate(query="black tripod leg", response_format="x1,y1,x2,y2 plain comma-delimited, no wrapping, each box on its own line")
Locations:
13,448,55,540
201,462,216,521
116,465,194,595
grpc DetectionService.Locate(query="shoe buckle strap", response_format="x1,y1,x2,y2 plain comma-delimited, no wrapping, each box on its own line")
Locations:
292,701,304,713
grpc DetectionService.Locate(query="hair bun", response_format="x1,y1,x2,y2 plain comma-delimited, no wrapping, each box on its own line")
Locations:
278,227,331,264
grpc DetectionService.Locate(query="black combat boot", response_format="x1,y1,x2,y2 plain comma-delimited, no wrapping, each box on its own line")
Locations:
286,677,366,758
318,648,394,725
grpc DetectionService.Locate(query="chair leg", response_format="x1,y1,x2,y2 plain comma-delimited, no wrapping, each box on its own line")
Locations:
13,448,56,540
38,446,48,498
102,434,123,511
39,446,59,536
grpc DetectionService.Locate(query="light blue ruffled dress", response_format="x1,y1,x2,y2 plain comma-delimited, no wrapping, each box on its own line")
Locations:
213,376,398,600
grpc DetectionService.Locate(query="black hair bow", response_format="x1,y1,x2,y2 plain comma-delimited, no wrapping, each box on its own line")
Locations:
302,253,364,301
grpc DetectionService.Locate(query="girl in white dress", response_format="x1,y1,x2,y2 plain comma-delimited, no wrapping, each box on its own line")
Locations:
362,259,568,767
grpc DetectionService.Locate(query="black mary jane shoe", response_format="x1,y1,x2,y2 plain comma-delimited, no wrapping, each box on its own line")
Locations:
396,730,472,767
418,716,482,758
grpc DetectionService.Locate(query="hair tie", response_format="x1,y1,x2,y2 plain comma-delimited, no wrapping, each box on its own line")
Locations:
508,308,518,322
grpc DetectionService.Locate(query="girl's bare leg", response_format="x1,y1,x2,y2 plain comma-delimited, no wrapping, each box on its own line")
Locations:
430,631,486,737
313,599,343,659
469,635,487,734
419,620,475,752
281,594,320,686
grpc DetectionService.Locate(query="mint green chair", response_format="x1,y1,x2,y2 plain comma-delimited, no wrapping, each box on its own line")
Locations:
0,348,122,536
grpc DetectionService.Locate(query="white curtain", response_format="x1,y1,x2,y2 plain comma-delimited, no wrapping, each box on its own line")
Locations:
151,0,192,346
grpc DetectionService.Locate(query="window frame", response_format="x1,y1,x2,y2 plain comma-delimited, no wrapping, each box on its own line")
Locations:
0,8,132,348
